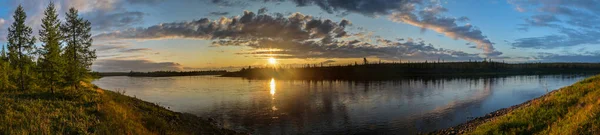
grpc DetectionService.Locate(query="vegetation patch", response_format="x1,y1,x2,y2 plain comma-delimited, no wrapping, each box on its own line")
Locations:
0,82,241,134
433,74,600,134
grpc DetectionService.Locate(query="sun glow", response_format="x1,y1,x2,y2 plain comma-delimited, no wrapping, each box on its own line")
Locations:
268,57,277,65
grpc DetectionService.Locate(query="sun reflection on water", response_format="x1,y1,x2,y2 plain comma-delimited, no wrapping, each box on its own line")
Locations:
269,78,278,111
270,78,276,96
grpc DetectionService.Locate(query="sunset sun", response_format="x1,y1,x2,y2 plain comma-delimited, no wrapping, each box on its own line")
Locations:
268,57,277,65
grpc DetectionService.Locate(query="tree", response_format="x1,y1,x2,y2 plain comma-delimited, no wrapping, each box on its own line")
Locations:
38,2,64,93
7,5,36,91
0,46,12,90
61,8,96,90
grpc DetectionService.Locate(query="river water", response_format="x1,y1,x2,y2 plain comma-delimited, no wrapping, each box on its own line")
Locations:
92,74,592,134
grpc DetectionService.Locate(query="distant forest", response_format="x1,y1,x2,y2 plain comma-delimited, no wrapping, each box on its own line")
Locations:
98,70,228,77
223,60,600,80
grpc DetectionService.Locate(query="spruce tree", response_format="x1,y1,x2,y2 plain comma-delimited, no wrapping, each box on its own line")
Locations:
62,8,96,90
38,3,64,93
7,5,36,91
0,46,12,90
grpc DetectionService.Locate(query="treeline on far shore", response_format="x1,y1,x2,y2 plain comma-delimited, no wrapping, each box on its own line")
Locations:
98,70,228,77
222,61,600,80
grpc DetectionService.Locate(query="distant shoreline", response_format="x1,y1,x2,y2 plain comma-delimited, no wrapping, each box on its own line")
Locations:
97,70,228,77
221,62,600,80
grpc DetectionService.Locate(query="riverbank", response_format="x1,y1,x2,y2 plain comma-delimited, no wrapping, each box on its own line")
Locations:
0,82,241,134
431,74,600,134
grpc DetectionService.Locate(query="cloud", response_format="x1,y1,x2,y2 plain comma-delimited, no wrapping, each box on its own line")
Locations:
87,11,145,31
321,60,336,64
0,18,6,41
92,41,132,52
512,27,600,49
510,0,600,49
95,10,481,60
268,0,420,17
119,48,152,53
524,14,561,27
93,59,184,72
93,44,128,52
125,0,164,5
389,6,501,56
210,0,249,7
534,52,600,62
258,7,268,14
226,37,481,61
1,0,159,37
94,11,348,41
217,0,501,56
208,11,230,16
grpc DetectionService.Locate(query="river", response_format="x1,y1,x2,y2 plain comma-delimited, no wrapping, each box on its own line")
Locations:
92,74,592,134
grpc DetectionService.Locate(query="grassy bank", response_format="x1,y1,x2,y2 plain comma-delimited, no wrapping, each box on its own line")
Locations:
441,74,600,134
0,82,240,134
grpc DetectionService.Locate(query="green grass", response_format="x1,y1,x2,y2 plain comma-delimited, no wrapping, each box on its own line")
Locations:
0,82,240,134
467,75,600,134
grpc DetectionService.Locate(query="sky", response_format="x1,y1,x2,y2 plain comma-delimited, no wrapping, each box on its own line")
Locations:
1,0,600,72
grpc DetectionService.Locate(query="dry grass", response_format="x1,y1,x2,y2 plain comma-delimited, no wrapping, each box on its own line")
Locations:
468,75,600,134
0,82,241,134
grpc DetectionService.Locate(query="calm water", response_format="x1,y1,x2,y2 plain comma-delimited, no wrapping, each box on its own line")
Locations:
92,74,592,134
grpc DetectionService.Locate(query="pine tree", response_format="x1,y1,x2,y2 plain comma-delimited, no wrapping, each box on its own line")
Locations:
38,3,64,93
7,5,36,91
0,46,12,90
62,8,96,90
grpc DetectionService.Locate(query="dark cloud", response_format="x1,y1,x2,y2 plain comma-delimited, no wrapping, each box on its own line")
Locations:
389,7,501,56
228,37,481,61
457,16,469,22
534,52,600,62
267,0,420,16
512,27,600,49
87,11,145,31
258,7,268,14
208,11,230,16
93,59,184,72
126,0,165,4
95,11,348,41
120,48,152,53
212,0,500,56
95,10,481,61
210,0,249,7
524,14,560,27
510,0,600,49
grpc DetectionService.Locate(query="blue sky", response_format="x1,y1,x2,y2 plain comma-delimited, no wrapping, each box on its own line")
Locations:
1,0,599,72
